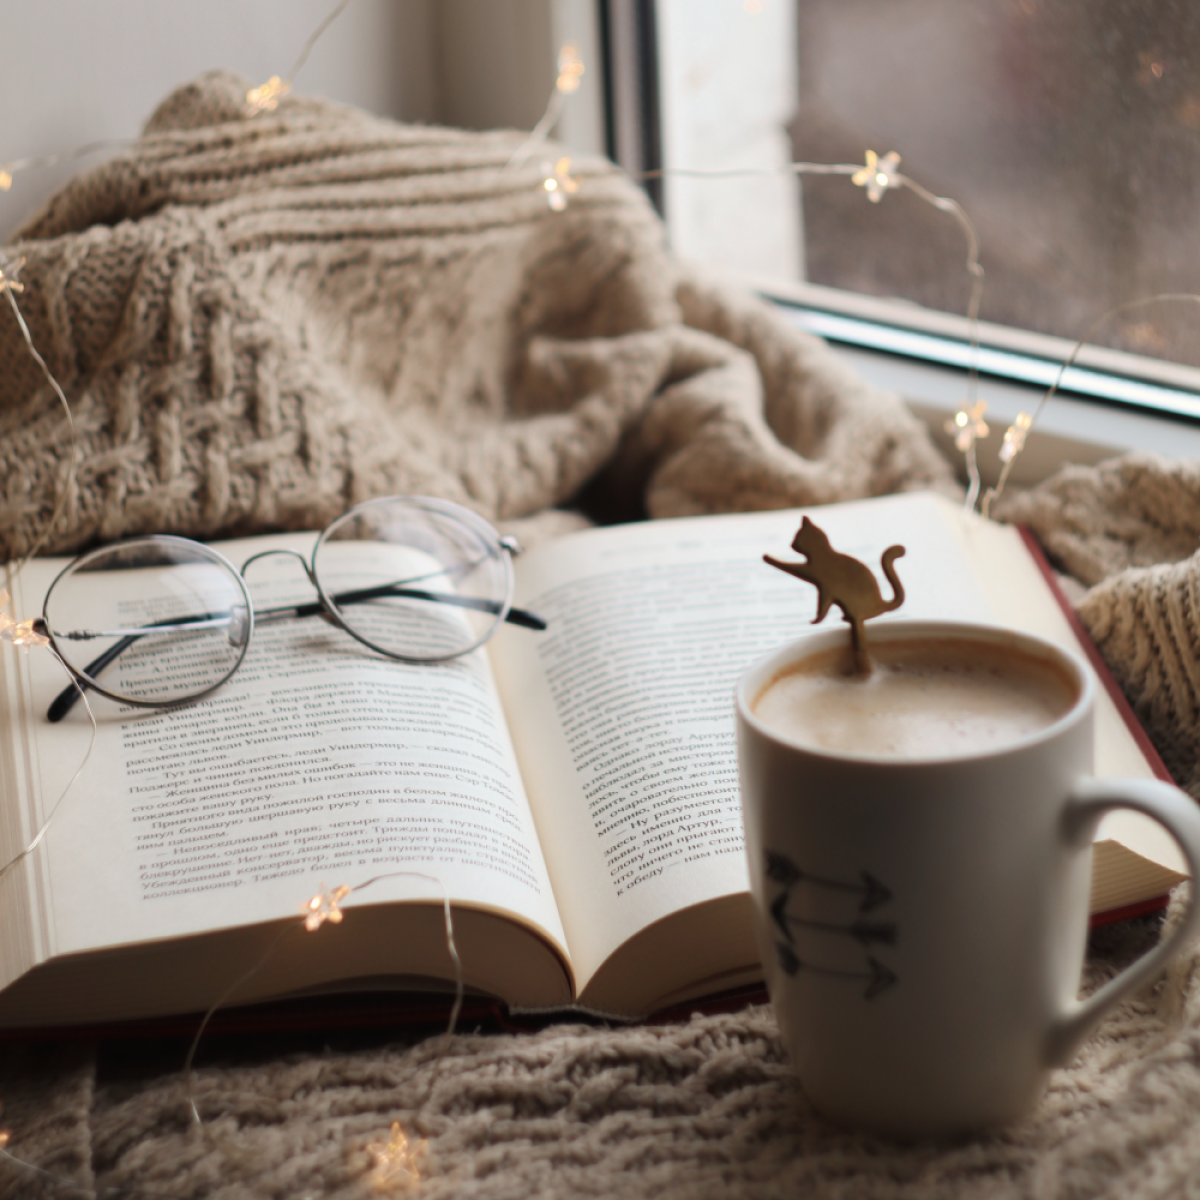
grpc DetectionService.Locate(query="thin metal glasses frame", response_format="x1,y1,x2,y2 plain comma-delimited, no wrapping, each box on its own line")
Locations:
38,496,546,722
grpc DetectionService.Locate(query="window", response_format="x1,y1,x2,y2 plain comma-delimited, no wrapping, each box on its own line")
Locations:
6,0,1200,468
634,0,1200,459
790,0,1200,364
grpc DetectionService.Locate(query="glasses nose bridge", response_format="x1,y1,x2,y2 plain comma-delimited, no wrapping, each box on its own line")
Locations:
239,547,319,586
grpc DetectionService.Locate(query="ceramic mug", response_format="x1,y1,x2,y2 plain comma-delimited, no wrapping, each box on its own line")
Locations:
735,620,1200,1138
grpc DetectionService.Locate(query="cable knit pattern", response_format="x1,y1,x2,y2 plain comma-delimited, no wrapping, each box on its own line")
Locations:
0,70,952,560
7,71,1200,1200
993,455,1200,587
996,457,1200,801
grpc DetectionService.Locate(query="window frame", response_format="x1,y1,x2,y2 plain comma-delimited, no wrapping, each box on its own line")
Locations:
604,0,1200,483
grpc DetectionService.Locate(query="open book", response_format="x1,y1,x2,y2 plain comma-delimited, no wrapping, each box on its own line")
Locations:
0,492,1186,1029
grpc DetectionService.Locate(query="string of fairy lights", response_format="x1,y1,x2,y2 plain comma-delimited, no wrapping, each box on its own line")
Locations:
0,0,1195,1194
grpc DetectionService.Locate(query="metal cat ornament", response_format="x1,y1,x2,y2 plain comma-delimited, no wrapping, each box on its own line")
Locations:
764,518,906,667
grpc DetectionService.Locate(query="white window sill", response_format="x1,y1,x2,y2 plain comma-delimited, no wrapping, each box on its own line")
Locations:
730,276,1200,491
826,340,1200,492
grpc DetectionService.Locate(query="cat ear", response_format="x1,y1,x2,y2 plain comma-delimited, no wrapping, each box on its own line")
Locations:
800,516,813,529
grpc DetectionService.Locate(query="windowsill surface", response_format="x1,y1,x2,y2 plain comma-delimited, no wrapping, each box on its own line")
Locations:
820,341,1200,493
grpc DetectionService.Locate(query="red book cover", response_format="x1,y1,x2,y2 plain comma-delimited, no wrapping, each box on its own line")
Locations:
1017,526,1174,928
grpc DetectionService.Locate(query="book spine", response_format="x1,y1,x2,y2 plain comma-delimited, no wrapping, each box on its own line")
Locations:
1017,526,1172,929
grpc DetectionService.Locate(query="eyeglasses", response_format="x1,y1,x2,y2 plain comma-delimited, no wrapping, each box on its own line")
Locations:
36,495,546,722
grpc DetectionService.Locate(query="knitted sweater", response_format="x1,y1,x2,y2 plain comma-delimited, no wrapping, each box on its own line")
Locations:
4,71,1200,1200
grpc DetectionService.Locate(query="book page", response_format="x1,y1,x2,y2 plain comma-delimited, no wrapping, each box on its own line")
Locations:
939,501,1187,895
1,535,569,1000
492,493,991,1003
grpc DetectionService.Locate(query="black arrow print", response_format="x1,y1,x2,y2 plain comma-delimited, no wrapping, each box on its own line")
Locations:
775,942,898,1001
770,889,791,939
771,891,896,947
772,902,897,950
764,851,892,912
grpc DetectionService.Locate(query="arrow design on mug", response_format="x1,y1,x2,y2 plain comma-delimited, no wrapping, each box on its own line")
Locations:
770,891,897,948
766,850,899,1000
764,851,892,912
775,942,898,1001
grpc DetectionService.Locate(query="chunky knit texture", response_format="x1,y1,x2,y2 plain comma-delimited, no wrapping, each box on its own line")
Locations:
5,71,1200,1200
996,460,1200,802
0,70,952,560
2,912,1197,1200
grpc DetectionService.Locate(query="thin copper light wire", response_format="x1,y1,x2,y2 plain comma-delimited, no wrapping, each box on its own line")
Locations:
0,0,356,572
0,673,108,1187
2,870,463,1191
183,871,463,1130
896,173,987,510
981,292,1200,518
0,0,354,194
3,282,77,571
0,647,97,895
283,0,354,91
181,922,303,1125
507,88,568,169
1,137,139,182
0,1142,98,1198
637,159,988,507
0,265,94,891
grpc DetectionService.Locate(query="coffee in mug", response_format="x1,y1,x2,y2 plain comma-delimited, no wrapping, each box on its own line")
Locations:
752,638,1076,759
736,620,1200,1137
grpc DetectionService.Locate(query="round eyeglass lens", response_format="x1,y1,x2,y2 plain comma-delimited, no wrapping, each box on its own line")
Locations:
43,537,252,708
312,497,513,662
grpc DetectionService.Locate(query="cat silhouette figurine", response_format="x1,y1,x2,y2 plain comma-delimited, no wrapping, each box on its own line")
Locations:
764,517,906,657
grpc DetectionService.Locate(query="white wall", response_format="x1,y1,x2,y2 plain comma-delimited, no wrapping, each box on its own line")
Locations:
0,0,603,240
434,0,604,153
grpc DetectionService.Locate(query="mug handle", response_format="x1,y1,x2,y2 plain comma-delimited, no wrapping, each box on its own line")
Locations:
1045,777,1200,1067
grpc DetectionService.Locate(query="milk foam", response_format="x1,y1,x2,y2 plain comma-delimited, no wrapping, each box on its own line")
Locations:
752,639,1078,759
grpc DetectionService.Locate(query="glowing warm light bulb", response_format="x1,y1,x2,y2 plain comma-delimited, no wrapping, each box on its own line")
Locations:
245,76,291,117
999,412,1034,463
366,1121,426,1191
302,882,352,930
852,149,901,203
944,400,989,452
0,253,25,294
0,169,11,191
542,158,579,212
0,591,49,649
556,43,585,93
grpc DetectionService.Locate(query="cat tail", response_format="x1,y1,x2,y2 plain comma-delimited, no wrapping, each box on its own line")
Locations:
880,545,906,612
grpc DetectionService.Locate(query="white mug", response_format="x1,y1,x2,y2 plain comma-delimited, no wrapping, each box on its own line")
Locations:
736,620,1200,1138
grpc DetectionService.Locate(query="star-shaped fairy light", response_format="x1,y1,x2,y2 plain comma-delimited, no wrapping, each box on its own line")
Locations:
366,1121,427,1192
557,42,585,93
245,75,291,117
0,592,48,649
542,158,579,211
302,882,352,931
0,253,25,295
852,149,902,203
945,399,989,452
999,412,1034,463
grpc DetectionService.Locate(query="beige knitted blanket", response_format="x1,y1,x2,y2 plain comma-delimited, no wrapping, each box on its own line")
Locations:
4,72,1200,1198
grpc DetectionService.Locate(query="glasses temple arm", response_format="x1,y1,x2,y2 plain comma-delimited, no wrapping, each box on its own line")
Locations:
312,582,546,631
45,610,231,724
46,587,545,722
